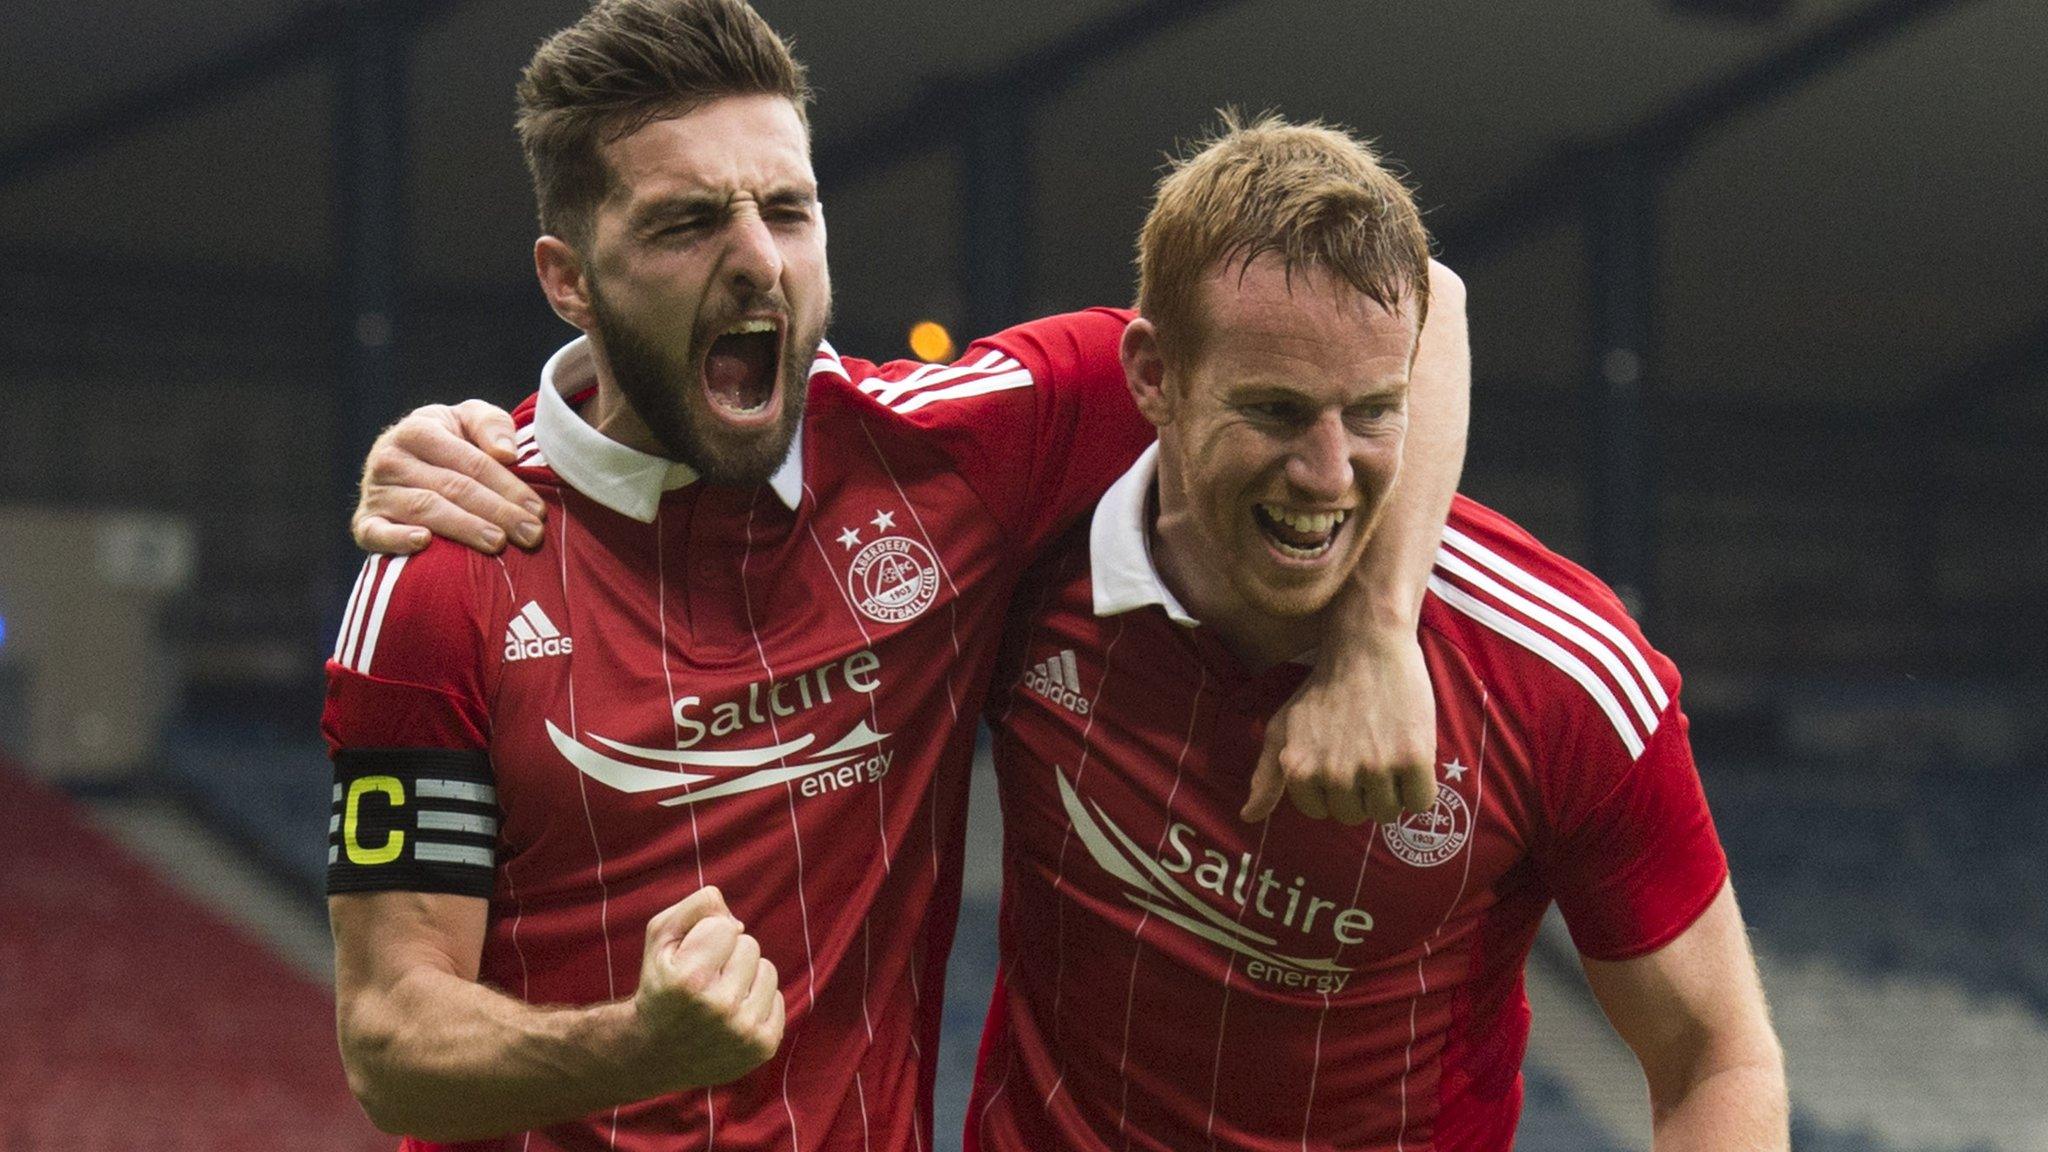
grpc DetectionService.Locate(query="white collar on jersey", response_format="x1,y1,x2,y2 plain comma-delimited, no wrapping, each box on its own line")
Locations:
532,335,805,523
1089,441,1199,627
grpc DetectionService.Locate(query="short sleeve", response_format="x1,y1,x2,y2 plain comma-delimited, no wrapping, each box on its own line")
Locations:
1431,498,1728,960
322,541,500,897
835,309,1156,561
323,541,494,751
1544,697,1729,961
982,308,1158,557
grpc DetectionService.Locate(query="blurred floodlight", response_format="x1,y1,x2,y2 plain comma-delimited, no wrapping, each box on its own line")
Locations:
909,320,956,363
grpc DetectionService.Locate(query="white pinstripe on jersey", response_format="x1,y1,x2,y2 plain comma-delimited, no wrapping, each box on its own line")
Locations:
1113,664,1209,1146
738,488,825,1152
792,508,891,1152
979,560,1076,1152
851,415,980,1152
546,494,622,1149
1299,801,1383,1146
654,506,720,1147
1043,616,1129,1113
1201,815,1276,1149
1392,704,1490,1152
487,554,540,1152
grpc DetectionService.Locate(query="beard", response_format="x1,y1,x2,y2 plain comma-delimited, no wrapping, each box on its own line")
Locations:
587,279,824,488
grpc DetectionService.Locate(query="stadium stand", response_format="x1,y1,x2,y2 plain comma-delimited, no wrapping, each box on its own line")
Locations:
0,754,384,1151
161,721,333,896
1703,720,2048,1152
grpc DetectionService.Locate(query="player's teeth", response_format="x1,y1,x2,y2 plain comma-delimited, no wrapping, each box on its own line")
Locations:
1274,540,1330,559
1259,505,1348,535
723,318,777,336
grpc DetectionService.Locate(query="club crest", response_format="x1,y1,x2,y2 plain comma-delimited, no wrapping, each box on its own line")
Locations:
847,535,940,624
1382,781,1471,868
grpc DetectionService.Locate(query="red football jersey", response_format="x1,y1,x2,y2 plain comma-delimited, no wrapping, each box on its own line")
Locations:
969,448,1728,1152
322,310,1152,1152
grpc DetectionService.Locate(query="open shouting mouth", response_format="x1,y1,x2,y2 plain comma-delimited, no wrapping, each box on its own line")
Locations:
701,317,784,426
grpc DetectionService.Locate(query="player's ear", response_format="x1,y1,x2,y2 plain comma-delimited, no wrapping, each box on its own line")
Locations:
1120,316,1173,428
535,235,596,332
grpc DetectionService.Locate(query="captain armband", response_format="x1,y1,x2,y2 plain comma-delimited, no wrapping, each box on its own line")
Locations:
327,748,499,899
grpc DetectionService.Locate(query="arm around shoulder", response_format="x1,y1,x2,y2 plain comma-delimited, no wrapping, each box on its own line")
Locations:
1244,260,1470,825
1365,258,1469,626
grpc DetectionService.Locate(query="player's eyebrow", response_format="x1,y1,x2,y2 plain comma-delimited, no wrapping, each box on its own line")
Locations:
757,185,818,209
629,185,818,230
628,192,724,230
1349,375,1410,403
1225,381,1306,404
1227,375,1409,408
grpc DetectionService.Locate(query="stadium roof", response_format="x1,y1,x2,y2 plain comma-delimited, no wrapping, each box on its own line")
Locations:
4,0,2041,418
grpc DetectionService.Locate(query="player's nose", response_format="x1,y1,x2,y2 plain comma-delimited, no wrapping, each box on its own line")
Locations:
723,211,784,295
1285,412,1354,503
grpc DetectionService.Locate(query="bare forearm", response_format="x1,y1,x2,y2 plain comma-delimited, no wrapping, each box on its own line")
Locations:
1584,887,1789,1152
1255,266,1470,825
1650,1052,1789,1152
332,886,779,1139
1346,261,1469,634
342,965,659,1139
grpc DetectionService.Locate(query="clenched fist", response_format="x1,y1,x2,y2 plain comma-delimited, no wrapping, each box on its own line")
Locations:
1241,625,1438,826
632,886,787,1090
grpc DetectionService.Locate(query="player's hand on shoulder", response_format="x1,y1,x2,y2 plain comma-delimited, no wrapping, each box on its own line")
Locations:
1244,634,1438,826
353,399,546,556
632,886,787,1090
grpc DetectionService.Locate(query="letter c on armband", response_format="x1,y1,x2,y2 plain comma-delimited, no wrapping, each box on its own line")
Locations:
344,775,407,865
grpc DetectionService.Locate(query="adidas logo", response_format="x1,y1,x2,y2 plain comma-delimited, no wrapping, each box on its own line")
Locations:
1023,649,1090,715
504,601,574,662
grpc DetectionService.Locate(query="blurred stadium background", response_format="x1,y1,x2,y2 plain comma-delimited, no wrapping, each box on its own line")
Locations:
2,0,2044,1147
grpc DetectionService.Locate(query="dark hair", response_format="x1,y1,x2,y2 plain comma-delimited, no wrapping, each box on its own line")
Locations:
516,0,811,248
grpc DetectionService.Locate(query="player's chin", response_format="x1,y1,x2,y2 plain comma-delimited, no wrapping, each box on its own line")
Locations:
1248,576,1345,620
1242,533,1360,617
